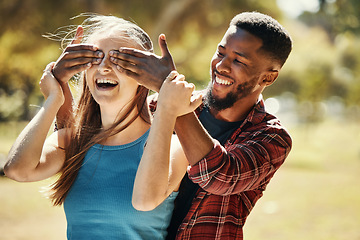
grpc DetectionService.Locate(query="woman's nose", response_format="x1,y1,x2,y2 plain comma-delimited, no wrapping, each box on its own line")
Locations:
98,54,112,73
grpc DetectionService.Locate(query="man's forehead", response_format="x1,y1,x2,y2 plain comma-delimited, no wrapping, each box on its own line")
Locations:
219,26,263,51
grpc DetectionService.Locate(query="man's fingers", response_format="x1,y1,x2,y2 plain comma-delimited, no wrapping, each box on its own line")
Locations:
110,55,143,74
57,57,100,70
110,49,148,71
67,63,93,73
65,44,100,53
117,47,149,58
118,35,170,60
71,26,84,45
158,34,175,70
62,49,103,61
158,34,170,58
118,67,139,79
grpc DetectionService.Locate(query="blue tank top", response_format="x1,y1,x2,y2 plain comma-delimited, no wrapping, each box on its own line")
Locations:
64,130,178,239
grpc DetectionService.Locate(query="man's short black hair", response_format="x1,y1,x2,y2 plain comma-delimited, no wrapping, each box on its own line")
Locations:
230,12,292,67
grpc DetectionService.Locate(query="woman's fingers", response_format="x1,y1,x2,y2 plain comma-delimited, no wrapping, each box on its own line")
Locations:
158,71,201,116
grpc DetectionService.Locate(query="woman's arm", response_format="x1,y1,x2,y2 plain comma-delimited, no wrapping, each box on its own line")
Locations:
4,63,67,182
132,72,202,211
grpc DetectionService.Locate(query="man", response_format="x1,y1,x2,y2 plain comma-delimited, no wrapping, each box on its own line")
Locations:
56,11,292,239
111,11,293,239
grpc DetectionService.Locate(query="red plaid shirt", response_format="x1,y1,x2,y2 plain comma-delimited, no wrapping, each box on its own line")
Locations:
149,93,292,240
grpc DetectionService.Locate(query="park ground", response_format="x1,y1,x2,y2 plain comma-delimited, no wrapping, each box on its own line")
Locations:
0,120,359,240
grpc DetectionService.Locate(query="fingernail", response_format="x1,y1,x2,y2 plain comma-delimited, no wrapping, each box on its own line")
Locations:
97,51,104,57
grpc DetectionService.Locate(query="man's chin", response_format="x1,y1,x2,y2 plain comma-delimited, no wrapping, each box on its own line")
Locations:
204,89,237,112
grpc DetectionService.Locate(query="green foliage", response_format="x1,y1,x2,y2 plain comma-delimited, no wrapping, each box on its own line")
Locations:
0,29,59,120
0,0,359,121
0,0,281,121
265,0,360,116
301,0,360,39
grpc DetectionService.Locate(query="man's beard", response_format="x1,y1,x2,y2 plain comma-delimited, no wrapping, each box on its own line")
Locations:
204,78,257,112
204,86,237,111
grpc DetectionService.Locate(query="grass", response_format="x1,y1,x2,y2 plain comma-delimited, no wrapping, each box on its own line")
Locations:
244,120,360,240
0,121,66,240
0,178,66,240
1,120,360,240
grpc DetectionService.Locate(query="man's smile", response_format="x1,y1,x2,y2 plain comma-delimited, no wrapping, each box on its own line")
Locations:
213,71,234,86
215,76,233,86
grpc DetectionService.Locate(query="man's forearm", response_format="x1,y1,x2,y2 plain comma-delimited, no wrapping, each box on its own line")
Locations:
174,112,214,166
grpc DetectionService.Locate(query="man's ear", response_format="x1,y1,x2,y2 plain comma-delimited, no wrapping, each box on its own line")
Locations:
261,70,279,87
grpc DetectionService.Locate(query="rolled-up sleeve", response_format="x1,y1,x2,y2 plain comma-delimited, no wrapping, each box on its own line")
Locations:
187,125,292,196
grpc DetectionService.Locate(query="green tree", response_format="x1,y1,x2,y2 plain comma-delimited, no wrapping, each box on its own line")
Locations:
0,0,282,121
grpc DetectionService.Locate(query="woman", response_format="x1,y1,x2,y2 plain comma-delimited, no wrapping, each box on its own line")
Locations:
4,14,201,239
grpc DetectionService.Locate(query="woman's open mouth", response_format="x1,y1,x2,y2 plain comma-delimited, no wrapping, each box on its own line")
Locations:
96,79,118,89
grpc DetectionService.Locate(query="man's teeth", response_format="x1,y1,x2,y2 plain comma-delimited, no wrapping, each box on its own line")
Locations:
215,77,232,85
96,79,117,85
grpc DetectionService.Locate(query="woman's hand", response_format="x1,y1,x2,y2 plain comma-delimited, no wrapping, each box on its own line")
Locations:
39,62,65,106
52,26,104,84
157,71,202,117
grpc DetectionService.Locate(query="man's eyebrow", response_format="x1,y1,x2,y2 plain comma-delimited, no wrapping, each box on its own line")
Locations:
234,51,249,60
218,44,250,60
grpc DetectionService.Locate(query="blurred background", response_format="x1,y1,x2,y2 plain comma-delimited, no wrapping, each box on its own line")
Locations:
0,0,359,239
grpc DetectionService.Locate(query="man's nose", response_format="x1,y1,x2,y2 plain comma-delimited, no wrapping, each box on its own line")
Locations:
216,57,231,73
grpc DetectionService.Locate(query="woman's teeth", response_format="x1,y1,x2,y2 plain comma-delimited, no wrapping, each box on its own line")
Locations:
96,79,118,88
96,79,118,85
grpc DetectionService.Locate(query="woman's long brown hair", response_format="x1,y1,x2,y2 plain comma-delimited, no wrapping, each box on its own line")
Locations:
48,14,153,206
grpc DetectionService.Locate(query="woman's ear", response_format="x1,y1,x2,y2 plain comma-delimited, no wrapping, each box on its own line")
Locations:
262,70,279,87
